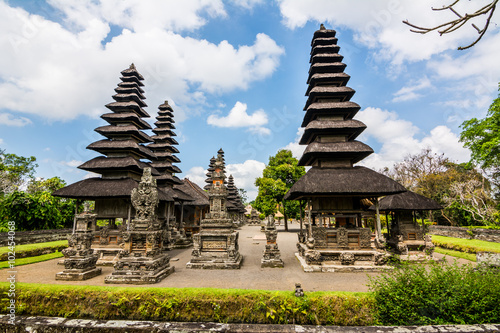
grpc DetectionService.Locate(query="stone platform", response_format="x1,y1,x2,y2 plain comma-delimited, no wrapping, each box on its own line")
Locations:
295,253,394,273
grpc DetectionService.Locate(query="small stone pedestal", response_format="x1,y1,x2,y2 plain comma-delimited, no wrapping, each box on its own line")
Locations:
105,168,174,284
261,217,284,268
56,210,101,281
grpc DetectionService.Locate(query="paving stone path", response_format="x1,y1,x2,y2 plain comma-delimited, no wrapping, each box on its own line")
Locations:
1,224,473,292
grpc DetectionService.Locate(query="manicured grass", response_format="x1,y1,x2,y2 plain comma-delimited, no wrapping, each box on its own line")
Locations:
0,251,63,269
0,283,376,325
0,240,68,255
432,235,500,254
434,247,477,262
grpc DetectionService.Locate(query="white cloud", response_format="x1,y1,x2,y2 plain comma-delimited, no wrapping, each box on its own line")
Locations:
184,166,207,188
207,101,270,134
226,159,266,200
232,0,264,10
282,127,305,159
356,107,470,170
0,113,32,127
0,138,3,146
0,2,284,122
62,159,83,168
392,76,432,102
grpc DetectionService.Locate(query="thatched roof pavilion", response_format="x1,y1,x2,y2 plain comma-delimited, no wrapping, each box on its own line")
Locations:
372,191,442,211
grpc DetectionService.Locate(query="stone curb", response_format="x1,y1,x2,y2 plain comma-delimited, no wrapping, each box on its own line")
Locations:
1,316,499,333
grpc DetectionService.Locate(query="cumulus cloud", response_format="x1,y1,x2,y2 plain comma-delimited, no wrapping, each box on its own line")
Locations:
392,76,432,102
207,101,270,135
0,113,32,127
184,166,207,187
282,127,305,159
0,2,284,122
232,0,264,10
356,107,470,170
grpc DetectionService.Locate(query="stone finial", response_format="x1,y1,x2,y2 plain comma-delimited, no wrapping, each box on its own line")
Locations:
320,23,325,30
295,283,304,297
130,63,136,69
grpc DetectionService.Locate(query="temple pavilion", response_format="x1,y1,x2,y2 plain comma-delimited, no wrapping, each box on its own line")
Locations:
53,64,193,256
226,175,247,225
284,25,406,271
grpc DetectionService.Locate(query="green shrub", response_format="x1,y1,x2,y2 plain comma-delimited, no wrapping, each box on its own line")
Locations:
369,261,500,325
0,284,375,326
432,235,500,254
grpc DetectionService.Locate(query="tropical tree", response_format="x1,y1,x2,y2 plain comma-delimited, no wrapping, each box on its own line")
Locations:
0,149,37,195
460,83,500,195
254,149,305,231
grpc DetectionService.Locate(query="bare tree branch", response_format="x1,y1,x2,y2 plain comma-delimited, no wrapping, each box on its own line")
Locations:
403,0,498,50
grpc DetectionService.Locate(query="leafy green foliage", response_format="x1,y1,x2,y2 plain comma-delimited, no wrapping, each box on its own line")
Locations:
0,283,375,325
0,251,63,269
0,190,75,231
254,150,305,230
369,261,500,325
460,83,500,191
0,149,37,195
433,247,477,262
0,240,68,261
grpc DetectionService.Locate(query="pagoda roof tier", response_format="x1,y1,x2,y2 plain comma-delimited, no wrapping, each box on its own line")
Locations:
158,100,173,110
53,177,173,201
151,153,181,163
105,101,149,118
298,141,373,166
299,120,367,144
156,174,183,187
312,26,336,40
112,93,147,107
95,125,152,143
369,191,442,211
310,53,344,64
152,128,176,136
146,143,179,153
114,86,146,99
302,101,361,126
121,64,145,79
87,139,156,160
312,37,338,48
154,165,182,174
154,121,175,129
155,116,175,123
78,156,160,175
306,73,351,95
168,185,194,201
117,82,145,93
310,45,341,58
157,110,174,117
101,112,151,130
174,179,209,206
304,86,355,110
119,75,144,86
307,63,347,82
284,166,406,201
149,135,178,145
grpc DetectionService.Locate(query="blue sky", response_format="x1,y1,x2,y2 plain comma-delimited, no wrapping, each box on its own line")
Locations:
1,0,499,200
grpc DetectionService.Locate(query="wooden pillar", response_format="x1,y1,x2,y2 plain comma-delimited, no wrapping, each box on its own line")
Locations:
299,201,303,233
127,204,131,231
180,202,184,229
72,201,80,234
375,198,382,239
307,200,313,239
167,202,171,228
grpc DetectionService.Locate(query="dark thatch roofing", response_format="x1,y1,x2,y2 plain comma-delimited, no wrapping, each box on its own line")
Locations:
78,156,160,175
304,86,354,109
307,62,346,83
95,125,152,143
87,139,156,160
112,93,147,107
284,166,406,200
174,179,209,206
302,102,360,126
105,101,149,118
370,191,442,211
306,73,350,94
101,112,151,130
53,177,173,201
298,141,373,166
299,119,366,144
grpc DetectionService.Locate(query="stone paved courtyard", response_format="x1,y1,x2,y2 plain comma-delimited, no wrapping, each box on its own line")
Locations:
1,224,472,292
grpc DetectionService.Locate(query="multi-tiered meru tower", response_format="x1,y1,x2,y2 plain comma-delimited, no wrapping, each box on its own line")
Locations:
285,25,406,272
186,149,243,269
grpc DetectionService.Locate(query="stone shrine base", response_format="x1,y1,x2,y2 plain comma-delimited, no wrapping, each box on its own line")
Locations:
105,265,175,284
186,254,243,269
55,266,102,281
104,254,175,284
295,252,393,273
261,258,284,268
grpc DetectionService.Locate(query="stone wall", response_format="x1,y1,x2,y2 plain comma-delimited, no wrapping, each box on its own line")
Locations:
429,225,500,243
1,316,499,333
0,228,72,246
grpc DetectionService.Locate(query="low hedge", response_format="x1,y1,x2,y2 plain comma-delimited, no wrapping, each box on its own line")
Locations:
0,284,375,326
432,235,500,254
0,240,68,261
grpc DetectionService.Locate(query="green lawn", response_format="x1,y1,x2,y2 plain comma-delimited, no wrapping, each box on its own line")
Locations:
0,240,68,255
0,251,63,269
431,235,500,254
434,247,477,262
